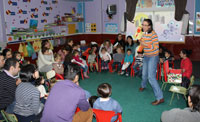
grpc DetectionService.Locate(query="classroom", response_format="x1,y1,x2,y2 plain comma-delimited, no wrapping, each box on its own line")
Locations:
0,0,200,122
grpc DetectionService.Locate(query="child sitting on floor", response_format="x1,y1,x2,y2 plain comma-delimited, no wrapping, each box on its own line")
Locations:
52,54,64,75
88,48,98,72
121,49,133,76
112,46,124,74
72,50,89,78
93,83,122,122
100,47,112,70
133,51,144,77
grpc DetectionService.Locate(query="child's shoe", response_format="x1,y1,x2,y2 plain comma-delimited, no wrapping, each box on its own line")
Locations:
84,72,89,78
120,71,124,75
125,73,129,77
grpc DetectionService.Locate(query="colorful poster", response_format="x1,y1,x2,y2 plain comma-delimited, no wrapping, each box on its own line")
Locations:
105,23,118,33
156,0,174,7
136,0,153,8
196,12,200,32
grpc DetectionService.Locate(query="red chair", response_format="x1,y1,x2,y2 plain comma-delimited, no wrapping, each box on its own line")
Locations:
55,73,64,80
92,109,122,122
109,59,124,73
99,58,112,73
86,54,99,73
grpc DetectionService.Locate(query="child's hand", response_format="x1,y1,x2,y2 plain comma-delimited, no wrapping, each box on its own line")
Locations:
139,64,142,67
128,62,130,64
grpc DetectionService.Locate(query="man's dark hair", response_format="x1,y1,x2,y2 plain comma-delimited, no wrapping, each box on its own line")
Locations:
20,64,37,83
3,58,18,70
97,83,112,98
189,85,200,112
64,63,80,81
2,48,11,57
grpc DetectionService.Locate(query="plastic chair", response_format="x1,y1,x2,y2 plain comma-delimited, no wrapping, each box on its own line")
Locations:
169,76,195,105
55,73,64,80
92,109,122,122
161,60,182,91
99,58,112,73
1,110,18,122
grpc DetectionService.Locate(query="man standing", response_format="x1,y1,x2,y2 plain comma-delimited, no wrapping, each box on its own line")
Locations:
41,64,93,122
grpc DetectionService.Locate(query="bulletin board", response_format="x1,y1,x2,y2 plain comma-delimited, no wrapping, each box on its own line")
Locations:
126,0,185,43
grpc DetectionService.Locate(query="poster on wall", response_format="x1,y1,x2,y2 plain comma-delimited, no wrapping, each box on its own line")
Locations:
105,23,118,33
136,0,153,8
85,23,96,32
196,12,200,32
156,0,174,7
126,11,184,43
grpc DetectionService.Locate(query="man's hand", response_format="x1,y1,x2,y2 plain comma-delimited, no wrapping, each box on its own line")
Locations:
16,78,21,86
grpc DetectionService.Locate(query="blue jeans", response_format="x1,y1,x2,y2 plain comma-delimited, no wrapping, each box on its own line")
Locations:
133,63,142,76
112,62,121,71
141,55,163,100
101,60,109,67
81,65,88,72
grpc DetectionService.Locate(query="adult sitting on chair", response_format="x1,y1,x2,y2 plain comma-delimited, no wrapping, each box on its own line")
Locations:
161,85,200,122
41,63,93,122
179,49,193,88
0,58,21,118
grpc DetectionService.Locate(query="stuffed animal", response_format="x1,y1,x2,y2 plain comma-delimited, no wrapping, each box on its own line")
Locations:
134,26,144,53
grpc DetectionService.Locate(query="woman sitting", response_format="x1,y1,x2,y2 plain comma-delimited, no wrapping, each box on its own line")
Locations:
179,49,193,88
14,64,43,122
38,40,54,73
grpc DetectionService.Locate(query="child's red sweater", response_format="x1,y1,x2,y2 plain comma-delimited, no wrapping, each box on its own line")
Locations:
73,55,83,64
181,57,192,79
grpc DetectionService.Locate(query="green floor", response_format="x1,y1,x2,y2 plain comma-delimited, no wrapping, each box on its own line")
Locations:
79,72,198,122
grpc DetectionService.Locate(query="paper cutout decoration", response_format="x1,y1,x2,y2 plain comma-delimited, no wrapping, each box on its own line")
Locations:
23,0,31,2
20,19,28,24
18,9,27,14
41,0,48,4
8,0,17,6
31,13,38,18
31,8,39,12
68,24,76,34
41,19,47,23
6,10,15,15
42,12,49,16
72,7,76,14
33,40,41,52
52,0,58,4
46,7,53,11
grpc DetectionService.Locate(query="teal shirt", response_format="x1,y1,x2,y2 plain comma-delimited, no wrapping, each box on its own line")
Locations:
124,54,133,63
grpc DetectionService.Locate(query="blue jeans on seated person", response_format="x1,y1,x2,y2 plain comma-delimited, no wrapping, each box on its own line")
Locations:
101,60,109,68
141,55,163,100
112,62,121,71
81,65,88,72
133,64,142,76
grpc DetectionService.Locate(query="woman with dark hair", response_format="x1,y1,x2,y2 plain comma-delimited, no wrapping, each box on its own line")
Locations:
37,40,54,72
14,64,43,122
113,33,125,50
139,19,164,105
63,45,73,69
125,36,139,56
2,48,12,60
161,85,200,122
180,49,193,88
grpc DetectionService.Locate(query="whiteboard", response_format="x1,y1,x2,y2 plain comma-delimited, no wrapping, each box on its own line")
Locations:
126,11,185,43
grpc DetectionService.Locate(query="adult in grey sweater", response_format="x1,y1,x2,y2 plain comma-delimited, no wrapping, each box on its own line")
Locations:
161,85,200,122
